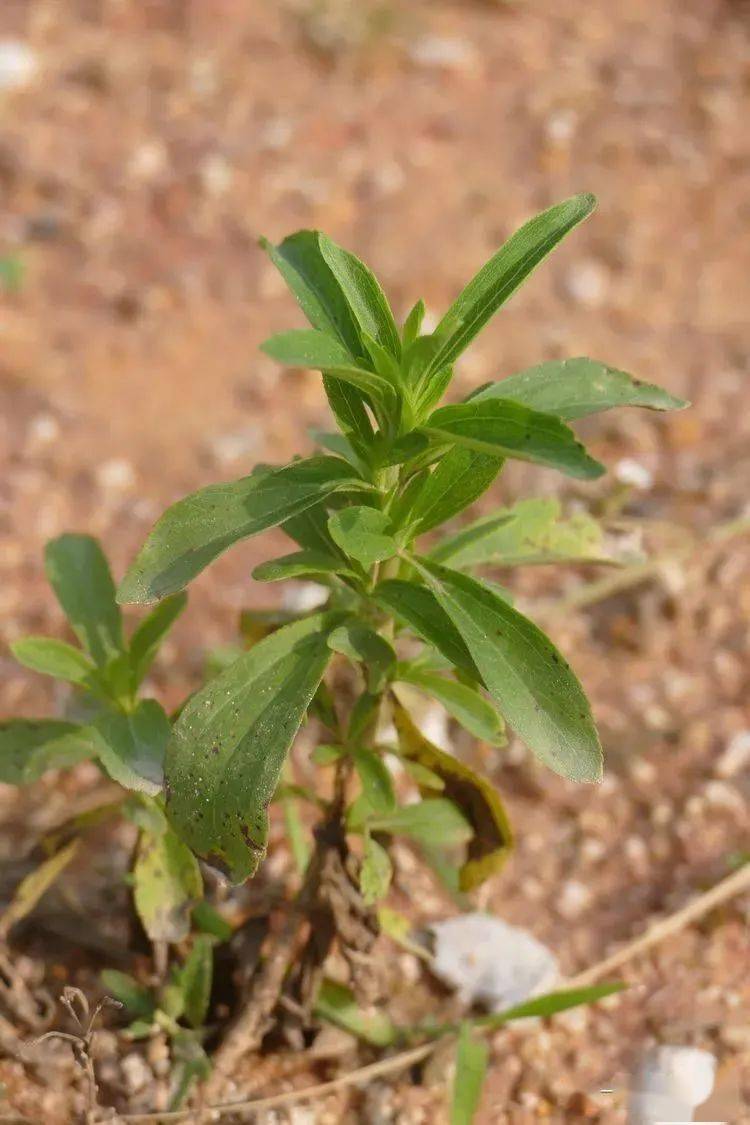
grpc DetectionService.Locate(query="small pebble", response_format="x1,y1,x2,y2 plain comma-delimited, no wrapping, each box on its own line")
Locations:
409,35,478,72
558,879,592,919
120,1052,153,1094
0,40,37,90
715,730,750,778
614,458,654,490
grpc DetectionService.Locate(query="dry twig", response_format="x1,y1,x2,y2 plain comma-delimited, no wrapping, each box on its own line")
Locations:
114,859,750,1123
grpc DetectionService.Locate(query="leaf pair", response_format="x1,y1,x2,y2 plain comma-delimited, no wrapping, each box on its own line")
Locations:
4,536,186,791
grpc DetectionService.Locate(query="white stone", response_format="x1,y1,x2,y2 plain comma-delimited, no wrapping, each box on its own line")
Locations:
716,730,750,778
409,35,478,71
120,1051,152,1094
703,780,745,815
628,1046,716,1124
27,413,60,446
430,912,559,1011
558,879,592,919
200,153,232,197
128,141,167,182
614,458,654,490
96,458,136,492
564,259,609,308
281,582,328,613
418,702,450,750
0,40,37,91
545,109,577,144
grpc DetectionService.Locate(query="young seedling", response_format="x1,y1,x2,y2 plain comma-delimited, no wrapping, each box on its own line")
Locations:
3,193,686,1117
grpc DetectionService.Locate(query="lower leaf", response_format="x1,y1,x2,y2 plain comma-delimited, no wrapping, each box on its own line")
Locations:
166,613,339,883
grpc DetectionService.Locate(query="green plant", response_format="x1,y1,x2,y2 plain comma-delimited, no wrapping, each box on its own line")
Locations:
2,193,686,1117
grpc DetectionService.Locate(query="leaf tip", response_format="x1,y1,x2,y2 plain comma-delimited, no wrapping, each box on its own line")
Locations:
576,191,597,216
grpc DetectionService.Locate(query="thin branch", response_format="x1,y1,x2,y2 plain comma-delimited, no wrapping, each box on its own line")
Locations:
113,860,750,1123
543,514,750,616
565,859,750,989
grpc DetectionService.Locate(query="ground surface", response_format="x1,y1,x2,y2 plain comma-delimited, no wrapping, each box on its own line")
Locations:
0,0,749,1121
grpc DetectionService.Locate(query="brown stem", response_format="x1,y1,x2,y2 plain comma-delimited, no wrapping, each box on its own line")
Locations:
205,763,351,1098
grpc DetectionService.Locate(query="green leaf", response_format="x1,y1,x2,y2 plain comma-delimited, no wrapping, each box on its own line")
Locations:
413,559,602,783
261,329,396,410
426,193,596,375
352,748,396,813
261,327,356,369
376,431,430,469
451,1023,489,1125
360,834,393,905
168,1034,212,1110
314,980,398,1047
122,793,169,835
423,400,604,481
129,593,188,686
400,447,503,538
88,699,170,795
0,840,80,937
347,691,382,745
45,535,124,666
432,498,608,569
0,720,95,785
118,457,368,604
469,357,688,420
281,789,310,874
261,230,379,441
133,825,203,943
260,230,364,358
310,743,345,766
179,936,213,1029
166,613,337,883
374,579,477,679
192,901,233,941
318,234,401,358
395,669,503,744
327,622,396,691
100,970,155,1019
369,798,473,848
253,550,354,584
322,376,375,446
477,982,625,1030
402,298,426,349
328,506,397,569
10,637,97,687
283,500,346,557
391,699,512,890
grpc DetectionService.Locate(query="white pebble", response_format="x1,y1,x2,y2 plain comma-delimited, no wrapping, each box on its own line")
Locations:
281,582,328,613
703,780,745,815
430,912,559,1011
120,1052,152,1094
614,458,654,490
27,412,60,446
564,259,609,308
409,35,478,71
96,458,135,492
0,40,37,91
558,879,592,919
716,730,750,778
628,1046,716,1124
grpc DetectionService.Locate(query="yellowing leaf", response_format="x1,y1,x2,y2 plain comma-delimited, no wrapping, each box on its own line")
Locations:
392,699,512,891
0,839,80,937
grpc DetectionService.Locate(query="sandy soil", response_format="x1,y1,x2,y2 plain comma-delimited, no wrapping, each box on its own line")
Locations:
0,1,748,1120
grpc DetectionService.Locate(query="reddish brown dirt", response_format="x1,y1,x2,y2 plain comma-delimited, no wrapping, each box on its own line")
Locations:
1,1,749,1121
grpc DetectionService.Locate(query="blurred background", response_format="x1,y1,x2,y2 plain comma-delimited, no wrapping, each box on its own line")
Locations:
1,1,749,1120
